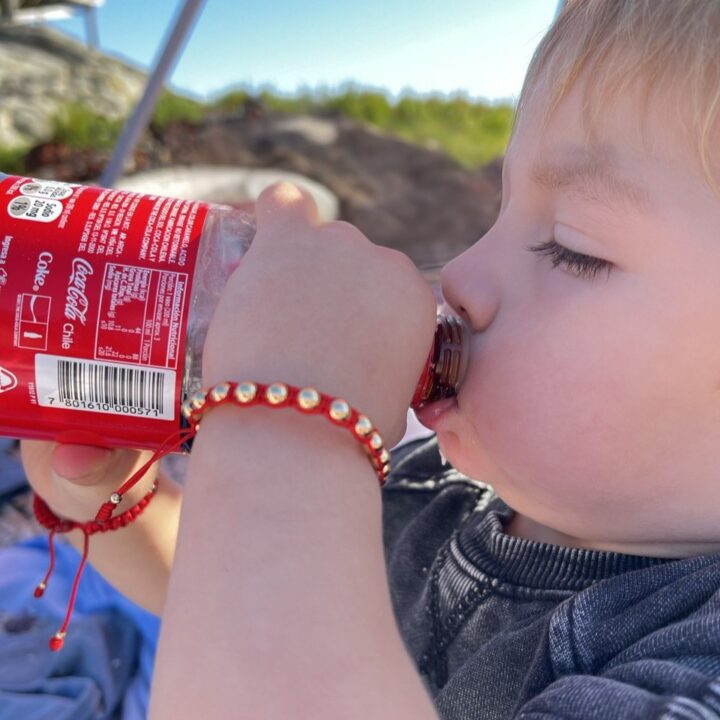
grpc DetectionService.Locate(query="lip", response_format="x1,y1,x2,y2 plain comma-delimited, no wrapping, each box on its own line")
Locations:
414,397,458,431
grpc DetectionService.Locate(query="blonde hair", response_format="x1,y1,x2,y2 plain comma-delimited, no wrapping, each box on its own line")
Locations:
515,0,720,192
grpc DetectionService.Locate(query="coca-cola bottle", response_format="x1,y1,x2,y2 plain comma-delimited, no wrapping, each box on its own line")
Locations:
0,172,467,450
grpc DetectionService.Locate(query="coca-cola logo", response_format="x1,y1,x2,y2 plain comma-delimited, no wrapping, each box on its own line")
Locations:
64,258,94,326
33,251,53,291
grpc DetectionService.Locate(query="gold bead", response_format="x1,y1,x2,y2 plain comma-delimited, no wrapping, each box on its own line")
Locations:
354,415,373,437
266,383,289,405
181,399,194,419
381,463,392,476
191,390,207,410
329,399,351,421
234,381,257,404
210,382,231,402
297,387,321,410
369,432,383,451
371,450,391,470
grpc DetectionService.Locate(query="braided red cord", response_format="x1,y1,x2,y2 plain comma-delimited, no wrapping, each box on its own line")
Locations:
33,479,159,536
32,477,160,652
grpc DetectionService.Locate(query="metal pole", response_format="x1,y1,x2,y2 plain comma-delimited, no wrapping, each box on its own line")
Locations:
100,0,206,187
85,6,99,48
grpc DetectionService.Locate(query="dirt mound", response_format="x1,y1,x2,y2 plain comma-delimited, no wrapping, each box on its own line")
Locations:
25,105,502,266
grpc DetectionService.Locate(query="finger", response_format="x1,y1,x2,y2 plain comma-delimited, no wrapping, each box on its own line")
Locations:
254,181,320,232
51,443,117,485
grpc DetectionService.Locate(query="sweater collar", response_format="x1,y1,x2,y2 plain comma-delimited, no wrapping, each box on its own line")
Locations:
456,493,672,592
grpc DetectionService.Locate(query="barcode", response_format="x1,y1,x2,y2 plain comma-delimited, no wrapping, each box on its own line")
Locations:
36,354,176,421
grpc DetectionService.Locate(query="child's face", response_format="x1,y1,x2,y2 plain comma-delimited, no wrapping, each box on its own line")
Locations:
437,70,720,555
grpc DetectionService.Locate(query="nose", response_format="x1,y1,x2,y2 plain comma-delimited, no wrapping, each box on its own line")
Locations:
440,234,501,334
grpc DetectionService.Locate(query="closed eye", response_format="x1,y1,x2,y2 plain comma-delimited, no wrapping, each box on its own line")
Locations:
527,238,613,281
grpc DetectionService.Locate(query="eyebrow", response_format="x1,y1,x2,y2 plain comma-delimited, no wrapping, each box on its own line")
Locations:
530,150,655,215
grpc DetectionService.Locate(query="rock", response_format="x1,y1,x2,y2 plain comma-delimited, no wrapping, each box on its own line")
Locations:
144,112,501,264
114,166,340,223
21,107,503,264
0,25,147,149
270,115,339,146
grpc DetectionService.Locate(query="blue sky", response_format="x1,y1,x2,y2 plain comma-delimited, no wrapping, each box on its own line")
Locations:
52,0,560,103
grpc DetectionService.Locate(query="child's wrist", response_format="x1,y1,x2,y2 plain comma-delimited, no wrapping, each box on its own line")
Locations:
192,401,378,483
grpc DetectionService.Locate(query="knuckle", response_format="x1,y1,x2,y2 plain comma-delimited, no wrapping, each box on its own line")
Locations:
319,220,368,242
380,245,416,269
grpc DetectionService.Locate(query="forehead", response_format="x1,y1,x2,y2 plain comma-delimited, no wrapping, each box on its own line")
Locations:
508,72,720,197
508,71,718,206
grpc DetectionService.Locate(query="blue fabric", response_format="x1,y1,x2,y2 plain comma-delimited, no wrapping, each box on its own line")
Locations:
0,439,28,500
0,535,160,720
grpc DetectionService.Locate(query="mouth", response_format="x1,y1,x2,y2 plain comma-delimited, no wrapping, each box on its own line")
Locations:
414,396,458,431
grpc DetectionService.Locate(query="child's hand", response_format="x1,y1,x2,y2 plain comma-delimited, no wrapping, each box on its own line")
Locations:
201,182,438,447
20,440,159,521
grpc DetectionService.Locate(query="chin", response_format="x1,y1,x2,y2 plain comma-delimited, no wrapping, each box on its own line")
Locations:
436,430,495,484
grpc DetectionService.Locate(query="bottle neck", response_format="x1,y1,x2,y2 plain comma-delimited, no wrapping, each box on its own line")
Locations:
411,314,469,409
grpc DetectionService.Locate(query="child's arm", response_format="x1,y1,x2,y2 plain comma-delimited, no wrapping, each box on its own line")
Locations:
148,181,440,718
149,407,440,720
20,440,180,615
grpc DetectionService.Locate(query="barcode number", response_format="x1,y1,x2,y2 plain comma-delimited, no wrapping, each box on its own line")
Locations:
35,355,176,420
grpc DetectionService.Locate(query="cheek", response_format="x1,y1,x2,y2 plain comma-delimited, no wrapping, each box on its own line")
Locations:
450,300,659,509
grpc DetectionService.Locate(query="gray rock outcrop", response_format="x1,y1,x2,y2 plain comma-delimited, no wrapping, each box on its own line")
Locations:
0,25,146,148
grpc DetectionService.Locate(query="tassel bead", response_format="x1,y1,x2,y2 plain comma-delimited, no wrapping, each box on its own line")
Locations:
49,632,66,652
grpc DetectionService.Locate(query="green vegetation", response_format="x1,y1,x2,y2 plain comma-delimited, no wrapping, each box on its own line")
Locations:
324,90,513,167
151,90,206,131
52,102,124,150
0,87,514,172
0,145,29,175
214,86,515,168
209,89,250,114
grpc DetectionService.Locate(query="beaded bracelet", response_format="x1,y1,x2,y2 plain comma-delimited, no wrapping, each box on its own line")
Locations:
180,380,392,485
33,379,390,652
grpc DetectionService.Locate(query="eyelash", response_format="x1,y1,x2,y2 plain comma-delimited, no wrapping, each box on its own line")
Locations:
526,239,613,280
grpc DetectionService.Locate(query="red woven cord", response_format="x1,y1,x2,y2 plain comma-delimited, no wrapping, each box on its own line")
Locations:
33,528,57,599
31,426,193,652
95,426,196,522
47,528,90,652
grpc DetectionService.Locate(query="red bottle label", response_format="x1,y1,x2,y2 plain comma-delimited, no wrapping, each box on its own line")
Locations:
0,175,209,449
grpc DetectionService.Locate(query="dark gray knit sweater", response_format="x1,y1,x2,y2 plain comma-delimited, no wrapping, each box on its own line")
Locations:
382,436,720,719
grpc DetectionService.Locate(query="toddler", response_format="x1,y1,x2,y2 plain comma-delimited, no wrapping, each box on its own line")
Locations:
20,1,720,717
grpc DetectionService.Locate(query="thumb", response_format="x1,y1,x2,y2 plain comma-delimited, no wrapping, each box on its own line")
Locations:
254,181,320,232
51,443,116,486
